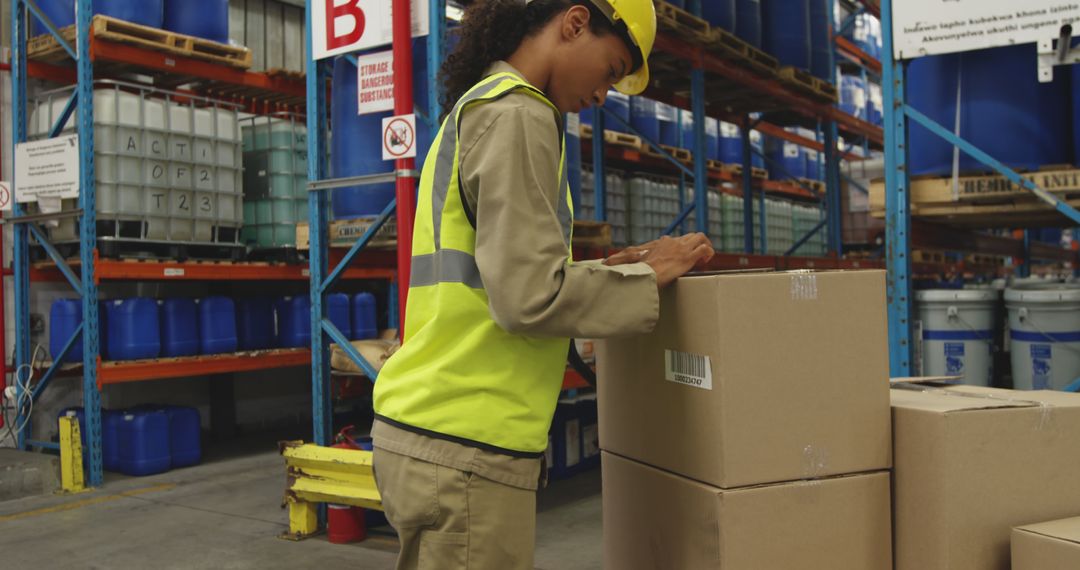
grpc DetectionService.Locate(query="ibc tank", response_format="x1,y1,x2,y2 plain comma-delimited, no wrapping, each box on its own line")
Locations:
164,0,229,43
331,39,432,220
32,0,164,36
107,298,161,361
159,298,199,358
762,0,811,69
907,45,1071,175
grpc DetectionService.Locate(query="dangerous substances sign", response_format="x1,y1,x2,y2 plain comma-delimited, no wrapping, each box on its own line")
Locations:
382,114,417,160
15,134,80,202
357,50,395,115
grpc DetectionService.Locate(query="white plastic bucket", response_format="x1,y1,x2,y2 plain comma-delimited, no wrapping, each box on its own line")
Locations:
1005,285,1080,390
916,289,999,386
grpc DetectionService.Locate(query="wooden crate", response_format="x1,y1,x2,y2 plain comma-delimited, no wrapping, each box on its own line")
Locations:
572,221,613,248
869,166,1080,210
28,15,252,69
296,216,398,251
868,165,1080,226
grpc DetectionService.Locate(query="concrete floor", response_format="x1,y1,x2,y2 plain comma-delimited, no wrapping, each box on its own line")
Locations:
0,435,603,570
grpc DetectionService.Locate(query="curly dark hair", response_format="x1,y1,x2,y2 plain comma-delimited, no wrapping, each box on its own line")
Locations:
438,0,626,119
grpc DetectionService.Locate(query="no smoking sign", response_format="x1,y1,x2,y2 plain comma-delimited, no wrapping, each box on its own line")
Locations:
0,181,11,212
382,114,417,161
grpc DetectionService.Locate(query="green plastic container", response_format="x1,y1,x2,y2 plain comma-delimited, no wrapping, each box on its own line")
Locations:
241,114,308,249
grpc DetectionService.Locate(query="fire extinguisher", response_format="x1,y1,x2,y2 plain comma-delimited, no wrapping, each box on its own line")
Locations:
327,425,369,544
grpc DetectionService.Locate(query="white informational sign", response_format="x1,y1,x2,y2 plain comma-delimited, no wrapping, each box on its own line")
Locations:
892,1,1080,59
14,134,80,202
312,0,429,61
382,114,417,160
0,181,11,212
357,50,396,115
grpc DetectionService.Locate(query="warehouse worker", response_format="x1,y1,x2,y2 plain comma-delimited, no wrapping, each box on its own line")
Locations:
371,0,713,568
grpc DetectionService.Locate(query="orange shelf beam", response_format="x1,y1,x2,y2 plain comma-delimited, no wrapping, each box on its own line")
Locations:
27,35,305,112
98,348,311,385
834,36,883,75
29,252,396,283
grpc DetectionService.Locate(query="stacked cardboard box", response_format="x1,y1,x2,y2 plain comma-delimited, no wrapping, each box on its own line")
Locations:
1012,516,1080,569
598,270,893,569
891,383,1080,569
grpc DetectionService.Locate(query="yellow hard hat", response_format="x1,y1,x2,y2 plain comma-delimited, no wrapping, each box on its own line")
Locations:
588,0,657,95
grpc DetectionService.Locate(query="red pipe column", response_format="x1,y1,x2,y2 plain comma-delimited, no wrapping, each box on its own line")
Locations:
391,0,415,340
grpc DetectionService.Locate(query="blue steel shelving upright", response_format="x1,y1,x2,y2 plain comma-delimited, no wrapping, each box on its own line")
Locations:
880,0,1080,375
10,0,104,486
304,0,446,446
11,1,311,488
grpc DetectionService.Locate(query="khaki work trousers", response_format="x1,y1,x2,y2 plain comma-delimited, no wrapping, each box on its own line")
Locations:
373,447,537,570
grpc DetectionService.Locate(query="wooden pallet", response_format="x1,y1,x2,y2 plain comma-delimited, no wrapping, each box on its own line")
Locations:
706,27,781,76
579,125,643,150
965,254,1006,267
797,178,826,194
912,250,947,264
28,15,252,69
572,221,613,248
641,144,693,163
266,68,305,81
777,67,838,103
296,216,398,251
655,1,712,43
707,160,769,180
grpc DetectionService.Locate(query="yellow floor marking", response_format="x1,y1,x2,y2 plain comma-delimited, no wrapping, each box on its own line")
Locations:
0,483,177,523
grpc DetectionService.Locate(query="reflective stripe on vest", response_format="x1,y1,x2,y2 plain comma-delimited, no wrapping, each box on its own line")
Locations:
373,72,575,456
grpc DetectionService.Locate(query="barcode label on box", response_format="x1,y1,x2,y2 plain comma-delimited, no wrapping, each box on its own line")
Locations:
664,350,713,390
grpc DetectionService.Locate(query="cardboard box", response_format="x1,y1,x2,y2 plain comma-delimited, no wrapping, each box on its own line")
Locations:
598,270,891,489
602,452,893,570
891,384,1080,570
1013,517,1080,570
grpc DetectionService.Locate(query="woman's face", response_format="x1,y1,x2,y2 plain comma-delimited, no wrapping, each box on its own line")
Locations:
547,9,634,115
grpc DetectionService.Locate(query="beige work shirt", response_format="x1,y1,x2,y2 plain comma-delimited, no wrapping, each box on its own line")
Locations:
373,62,659,490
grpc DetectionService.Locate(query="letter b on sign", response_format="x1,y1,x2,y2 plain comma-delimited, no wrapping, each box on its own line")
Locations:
326,0,365,51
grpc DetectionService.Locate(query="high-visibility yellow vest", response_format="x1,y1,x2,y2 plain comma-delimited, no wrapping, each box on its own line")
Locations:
373,72,574,456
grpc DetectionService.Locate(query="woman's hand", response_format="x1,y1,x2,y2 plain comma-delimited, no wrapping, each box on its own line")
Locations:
604,234,715,289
